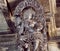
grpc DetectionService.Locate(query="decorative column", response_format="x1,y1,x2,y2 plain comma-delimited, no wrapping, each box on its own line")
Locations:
49,0,57,37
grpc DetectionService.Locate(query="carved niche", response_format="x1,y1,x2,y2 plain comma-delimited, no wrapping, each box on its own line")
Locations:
14,0,47,51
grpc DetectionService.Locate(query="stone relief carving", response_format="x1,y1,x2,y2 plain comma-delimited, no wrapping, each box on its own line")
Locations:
13,0,47,51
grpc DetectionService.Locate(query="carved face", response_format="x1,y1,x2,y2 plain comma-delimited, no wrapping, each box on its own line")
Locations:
23,8,35,20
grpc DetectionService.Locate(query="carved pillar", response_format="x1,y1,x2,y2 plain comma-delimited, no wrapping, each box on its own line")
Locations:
48,0,57,37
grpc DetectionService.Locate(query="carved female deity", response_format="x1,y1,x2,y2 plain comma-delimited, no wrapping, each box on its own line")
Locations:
14,0,47,51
